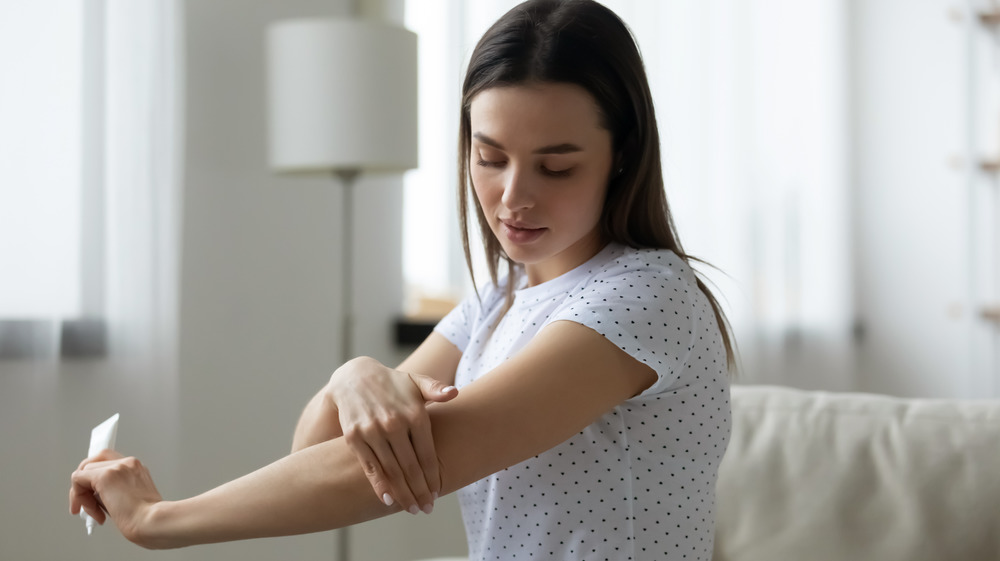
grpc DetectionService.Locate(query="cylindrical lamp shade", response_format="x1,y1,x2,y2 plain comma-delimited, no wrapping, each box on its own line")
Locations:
267,19,418,173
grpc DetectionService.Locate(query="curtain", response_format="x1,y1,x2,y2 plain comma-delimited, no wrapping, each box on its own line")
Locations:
406,0,855,390
101,0,182,365
0,3,182,557
618,0,855,390
0,0,182,365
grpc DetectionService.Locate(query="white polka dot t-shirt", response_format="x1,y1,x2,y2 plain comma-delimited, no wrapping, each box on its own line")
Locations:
434,243,732,561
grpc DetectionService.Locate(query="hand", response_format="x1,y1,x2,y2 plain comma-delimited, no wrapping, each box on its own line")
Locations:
69,449,163,547
329,357,457,515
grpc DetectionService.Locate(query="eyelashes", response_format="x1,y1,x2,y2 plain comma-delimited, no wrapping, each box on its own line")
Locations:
541,166,572,178
475,158,504,169
475,159,573,178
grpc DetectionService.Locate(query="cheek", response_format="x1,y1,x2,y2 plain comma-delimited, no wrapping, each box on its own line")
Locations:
470,168,498,207
469,172,495,219
563,180,608,221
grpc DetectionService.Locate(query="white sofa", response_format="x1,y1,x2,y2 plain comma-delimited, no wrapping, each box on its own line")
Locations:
714,385,1000,561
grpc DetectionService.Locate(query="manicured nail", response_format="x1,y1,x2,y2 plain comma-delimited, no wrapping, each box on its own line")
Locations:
443,386,456,393
422,503,434,514
382,493,394,506
407,505,420,515
432,492,439,500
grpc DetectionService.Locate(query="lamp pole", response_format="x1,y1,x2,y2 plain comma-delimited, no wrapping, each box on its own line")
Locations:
336,169,360,373
334,168,360,561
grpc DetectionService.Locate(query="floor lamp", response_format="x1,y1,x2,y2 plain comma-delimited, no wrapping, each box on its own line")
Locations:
266,17,418,561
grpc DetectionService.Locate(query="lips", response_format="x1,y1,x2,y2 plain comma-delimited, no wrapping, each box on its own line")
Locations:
500,217,541,230
500,219,546,244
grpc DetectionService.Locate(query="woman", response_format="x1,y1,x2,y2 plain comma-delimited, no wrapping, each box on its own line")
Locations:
70,1,735,558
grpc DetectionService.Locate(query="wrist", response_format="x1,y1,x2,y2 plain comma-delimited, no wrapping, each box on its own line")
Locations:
336,355,378,375
329,355,378,392
135,500,187,550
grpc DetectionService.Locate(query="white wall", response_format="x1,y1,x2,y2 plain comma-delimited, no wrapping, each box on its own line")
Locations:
0,359,179,561
0,1,465,560
851,0,992,398
178,0,465,560
177,1,346,559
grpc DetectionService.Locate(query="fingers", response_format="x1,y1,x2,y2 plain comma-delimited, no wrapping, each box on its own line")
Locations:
70,450,125,520
77,448,125,471
368,435,421,513
349,442,396,507
410,372,458,404
342,432,399,507
69,465,107,524
407,419,441,501
346,420,436,515
385,427,435,513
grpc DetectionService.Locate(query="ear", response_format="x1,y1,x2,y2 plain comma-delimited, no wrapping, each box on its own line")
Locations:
611,151,626,181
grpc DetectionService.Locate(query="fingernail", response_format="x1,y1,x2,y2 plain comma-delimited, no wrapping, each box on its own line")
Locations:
443,386,456,393
432,492,439,500
382,493,394,506
422,503,434,514
407,505,420,515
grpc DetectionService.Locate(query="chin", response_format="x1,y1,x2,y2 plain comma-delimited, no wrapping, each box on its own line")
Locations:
499,244,537,264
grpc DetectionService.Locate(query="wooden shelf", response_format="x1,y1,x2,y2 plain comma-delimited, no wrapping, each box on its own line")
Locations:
394,317,438,346
981,159,1000,173
982,306,1000,324
982,10,1000,26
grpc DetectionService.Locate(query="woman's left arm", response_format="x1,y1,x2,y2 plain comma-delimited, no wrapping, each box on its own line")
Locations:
70,437,400,549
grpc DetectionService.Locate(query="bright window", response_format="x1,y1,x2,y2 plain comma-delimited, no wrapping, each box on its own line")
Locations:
402,0,523,310
0,1,84,318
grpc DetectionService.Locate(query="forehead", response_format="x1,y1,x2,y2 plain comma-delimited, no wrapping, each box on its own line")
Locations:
469,83,607,145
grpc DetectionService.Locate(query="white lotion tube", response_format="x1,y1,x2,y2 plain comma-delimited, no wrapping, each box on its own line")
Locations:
79,413,119,535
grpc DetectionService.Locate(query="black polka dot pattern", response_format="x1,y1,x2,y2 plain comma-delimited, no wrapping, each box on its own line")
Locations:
435,243,731,560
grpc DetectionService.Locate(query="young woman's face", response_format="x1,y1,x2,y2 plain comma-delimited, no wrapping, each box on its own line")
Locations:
469,83,614,286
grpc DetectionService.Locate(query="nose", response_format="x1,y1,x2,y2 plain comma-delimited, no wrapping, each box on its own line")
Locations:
500,166,534,211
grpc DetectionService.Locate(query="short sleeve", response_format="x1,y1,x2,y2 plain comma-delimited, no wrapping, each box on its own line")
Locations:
547,252,711,396
433,277,509,352
432,294,478,352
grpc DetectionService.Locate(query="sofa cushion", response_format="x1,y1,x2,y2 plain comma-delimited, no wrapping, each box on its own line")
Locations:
714,385,1000,561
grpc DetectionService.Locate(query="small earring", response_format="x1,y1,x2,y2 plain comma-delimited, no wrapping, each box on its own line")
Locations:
617,167,625,176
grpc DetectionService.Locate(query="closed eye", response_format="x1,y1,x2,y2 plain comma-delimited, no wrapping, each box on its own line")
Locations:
541,166,572,178
476,158,506,169
475,159,572,178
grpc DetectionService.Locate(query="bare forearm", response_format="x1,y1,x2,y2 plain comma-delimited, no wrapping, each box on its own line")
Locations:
291,385,342,452
137,386,556,549
143,438,396,549
141,402,505,550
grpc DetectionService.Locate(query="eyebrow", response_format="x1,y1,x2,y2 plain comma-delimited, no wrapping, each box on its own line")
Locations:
473,132,583,155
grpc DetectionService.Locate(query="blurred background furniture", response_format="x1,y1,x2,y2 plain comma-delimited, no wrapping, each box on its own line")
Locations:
714,384,1000,561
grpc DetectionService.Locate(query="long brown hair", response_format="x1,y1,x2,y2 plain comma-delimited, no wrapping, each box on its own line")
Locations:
458,0,736,369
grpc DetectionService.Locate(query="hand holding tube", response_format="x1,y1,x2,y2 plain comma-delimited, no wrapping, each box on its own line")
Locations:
69,449,164,547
